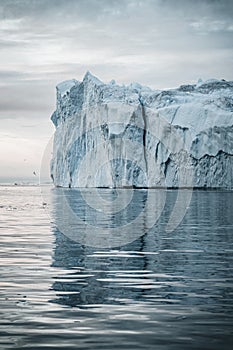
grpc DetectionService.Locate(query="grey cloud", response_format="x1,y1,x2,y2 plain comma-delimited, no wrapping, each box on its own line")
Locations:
0,38,28,47
1,1,232,51
0,70,28,80
0,0,232,24
0,0,232,116
0,81,55,114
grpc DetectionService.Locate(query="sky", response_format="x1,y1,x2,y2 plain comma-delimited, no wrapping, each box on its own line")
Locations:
0,0,232,180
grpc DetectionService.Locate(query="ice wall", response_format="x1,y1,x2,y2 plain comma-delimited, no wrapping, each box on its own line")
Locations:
51,72,233,189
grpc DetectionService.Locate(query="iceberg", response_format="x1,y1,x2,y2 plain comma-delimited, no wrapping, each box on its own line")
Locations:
50,72,233,189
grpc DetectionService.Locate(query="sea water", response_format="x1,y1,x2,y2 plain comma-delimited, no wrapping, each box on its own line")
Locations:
0,186,233,349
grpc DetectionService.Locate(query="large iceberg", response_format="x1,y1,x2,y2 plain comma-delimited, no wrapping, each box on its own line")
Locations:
50,72,233,189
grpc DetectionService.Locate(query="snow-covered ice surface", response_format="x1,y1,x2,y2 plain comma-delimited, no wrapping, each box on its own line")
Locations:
51,72,233,188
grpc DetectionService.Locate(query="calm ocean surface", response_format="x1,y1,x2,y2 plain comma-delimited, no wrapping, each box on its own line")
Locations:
0,186,233,349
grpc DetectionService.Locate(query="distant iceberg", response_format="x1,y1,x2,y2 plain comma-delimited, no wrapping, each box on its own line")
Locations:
50,72,233,189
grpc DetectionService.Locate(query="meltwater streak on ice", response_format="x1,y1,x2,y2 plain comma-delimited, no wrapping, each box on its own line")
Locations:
0,186,233,349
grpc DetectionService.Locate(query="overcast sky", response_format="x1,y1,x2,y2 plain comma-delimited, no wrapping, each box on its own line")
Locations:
0,0,232,180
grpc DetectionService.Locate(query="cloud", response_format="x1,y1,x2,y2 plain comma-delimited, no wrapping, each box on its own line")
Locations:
0,0,232,96
0,81,55,115
0,0,232,83
190,18,233,34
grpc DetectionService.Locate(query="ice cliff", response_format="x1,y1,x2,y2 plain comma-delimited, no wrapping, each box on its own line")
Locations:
50,72,233,189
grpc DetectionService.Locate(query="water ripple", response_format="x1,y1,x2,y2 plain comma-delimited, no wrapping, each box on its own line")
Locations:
0,187,233,349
